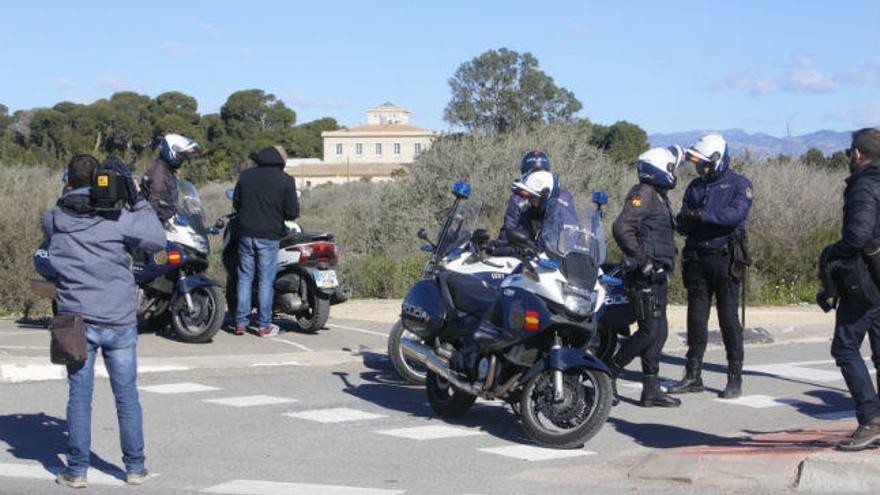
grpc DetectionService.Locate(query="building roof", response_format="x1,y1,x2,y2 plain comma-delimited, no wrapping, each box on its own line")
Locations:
321,124,437,136
286,162,409,178
370,101,407,111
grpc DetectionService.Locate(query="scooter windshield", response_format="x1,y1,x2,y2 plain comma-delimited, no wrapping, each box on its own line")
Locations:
435,198,482,260
539,197,606,265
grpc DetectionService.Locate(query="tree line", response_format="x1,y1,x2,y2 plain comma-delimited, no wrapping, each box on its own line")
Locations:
0,89,339,181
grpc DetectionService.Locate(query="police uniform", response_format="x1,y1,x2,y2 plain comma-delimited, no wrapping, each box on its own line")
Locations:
610,183,677,399
673,169,753,396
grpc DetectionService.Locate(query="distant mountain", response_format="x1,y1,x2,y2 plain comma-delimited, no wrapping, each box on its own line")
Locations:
649,128,851,158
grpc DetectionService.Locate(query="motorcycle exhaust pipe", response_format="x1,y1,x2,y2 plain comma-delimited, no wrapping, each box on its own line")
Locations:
400,337,482,396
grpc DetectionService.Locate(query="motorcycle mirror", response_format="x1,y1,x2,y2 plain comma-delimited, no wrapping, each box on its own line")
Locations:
471,228,490,245
592,191,608,206
207,226,220,236
225,189,234,200
214,218,226,230
507,229,531,247
417,228,431,243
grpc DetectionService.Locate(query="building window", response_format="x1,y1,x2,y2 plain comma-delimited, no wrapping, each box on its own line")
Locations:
335,143,342,156
356,143,363,155
414,143,422,156
376,143,382,156
394,143,401,155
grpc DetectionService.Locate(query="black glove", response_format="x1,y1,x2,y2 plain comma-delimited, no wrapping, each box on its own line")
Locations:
636,254,654,277
682,208,702,223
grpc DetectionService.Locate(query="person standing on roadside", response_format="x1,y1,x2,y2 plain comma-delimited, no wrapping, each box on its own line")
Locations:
44,155,166,488
606,146,683,408
667,134,753,400
819,128,880,451
233,146,299,337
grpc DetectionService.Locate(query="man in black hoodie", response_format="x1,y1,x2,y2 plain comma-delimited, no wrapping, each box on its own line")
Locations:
233,146,299,337
826,128,880,451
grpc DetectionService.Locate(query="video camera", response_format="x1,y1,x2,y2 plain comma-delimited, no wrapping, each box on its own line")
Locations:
90,156,138,211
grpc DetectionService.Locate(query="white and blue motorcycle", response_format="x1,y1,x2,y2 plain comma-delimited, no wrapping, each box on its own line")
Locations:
398,181,613,449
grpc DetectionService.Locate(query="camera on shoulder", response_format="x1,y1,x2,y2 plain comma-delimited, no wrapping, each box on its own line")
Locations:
90,156,138,211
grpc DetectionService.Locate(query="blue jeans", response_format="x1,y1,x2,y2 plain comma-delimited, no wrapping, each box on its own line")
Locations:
831,299,880,425
235,237,280,329
65,325,144,477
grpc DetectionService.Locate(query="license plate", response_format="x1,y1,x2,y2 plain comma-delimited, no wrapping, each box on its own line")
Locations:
314,270,338,289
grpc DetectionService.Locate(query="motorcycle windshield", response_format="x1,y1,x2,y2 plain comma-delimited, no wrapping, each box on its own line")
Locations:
435,198,482,259
175,179,208,236
539,197,606,265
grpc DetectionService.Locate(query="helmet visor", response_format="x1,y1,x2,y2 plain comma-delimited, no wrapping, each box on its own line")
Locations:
684,149,714,175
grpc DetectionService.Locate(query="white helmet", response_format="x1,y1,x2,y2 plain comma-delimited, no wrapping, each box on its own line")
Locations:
637,145,683,189
684,133,729,179
512,170,556,200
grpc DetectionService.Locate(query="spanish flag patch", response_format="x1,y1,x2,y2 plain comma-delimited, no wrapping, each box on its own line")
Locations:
631,196,642,207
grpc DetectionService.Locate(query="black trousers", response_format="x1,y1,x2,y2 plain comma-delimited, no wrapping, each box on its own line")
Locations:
682,251,744,363
831,299,880,425
614,275,668,375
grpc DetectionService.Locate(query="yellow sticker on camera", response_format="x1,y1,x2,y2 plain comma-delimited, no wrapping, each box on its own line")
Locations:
97,175,109,187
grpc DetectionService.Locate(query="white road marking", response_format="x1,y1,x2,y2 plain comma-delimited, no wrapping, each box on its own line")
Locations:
250,361,303,368
376,425,486,441
202,479,404,495
0,345,49,350
273,339,314,352
203,395,298,408
815,410,856,420
745,362,842,383
95,364,189,378
0,331,45,336
284,407,386,423
712,394,807,409
327,324,388,338
0,462,125,485
621,380,676,391
139,382,220,394
479,445,596,461
0,364,65,383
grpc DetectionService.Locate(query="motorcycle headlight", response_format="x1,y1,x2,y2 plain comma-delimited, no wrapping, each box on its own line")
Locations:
563,284,597,318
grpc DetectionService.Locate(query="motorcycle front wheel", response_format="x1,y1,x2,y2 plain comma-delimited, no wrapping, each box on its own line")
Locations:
387,320,427,385
520,367,612,449
171,286,225,343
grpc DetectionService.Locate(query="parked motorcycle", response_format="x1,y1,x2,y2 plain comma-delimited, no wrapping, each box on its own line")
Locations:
221,191,348,333
134,179,226,343
399,181,613,449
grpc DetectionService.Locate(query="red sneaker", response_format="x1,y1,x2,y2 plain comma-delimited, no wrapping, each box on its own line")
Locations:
234,326,247,336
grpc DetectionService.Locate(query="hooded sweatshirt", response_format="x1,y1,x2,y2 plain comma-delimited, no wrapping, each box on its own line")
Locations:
41,189,166,329
233,147,299,240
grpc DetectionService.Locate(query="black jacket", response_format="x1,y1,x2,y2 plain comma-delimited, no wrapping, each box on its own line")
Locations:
613,183,677,271
141,158,177,223
829,161,880,261
233,165,299,240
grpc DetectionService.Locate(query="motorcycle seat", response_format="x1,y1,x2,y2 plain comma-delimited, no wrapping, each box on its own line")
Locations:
280,231,334,248
439,271,499,317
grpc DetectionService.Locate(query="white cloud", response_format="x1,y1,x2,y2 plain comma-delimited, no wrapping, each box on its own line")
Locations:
825,100,880,128
159,42,192,57
287,94,347,110
95,75,139,91
713,70,780,95
784,67,840,93
199,22,222,35
236,47,254,58
55,77,76,90
714,52,840,95
570,24,588,35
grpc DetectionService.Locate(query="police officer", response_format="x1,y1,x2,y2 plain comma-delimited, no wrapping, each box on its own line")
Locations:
821,128,880,451
667,134,753,399
141,133,201,223
607,146,683,408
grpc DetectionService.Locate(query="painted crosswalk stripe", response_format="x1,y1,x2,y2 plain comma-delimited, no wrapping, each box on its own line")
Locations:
711,394,807,408
0,462,125,485
376,424,486,440
139,382,220,394
201,479,404,495
815,410,856,420
203,395,298,408
283,407,386,423
745,362,841,383
479,445,596,461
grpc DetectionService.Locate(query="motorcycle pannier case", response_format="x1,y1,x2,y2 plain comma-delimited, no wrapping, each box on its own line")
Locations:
401,279,446,338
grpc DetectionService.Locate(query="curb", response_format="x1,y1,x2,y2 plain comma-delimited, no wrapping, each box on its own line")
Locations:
796,452,880,492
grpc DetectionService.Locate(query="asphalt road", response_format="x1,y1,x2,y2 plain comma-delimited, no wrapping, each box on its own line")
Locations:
0,313,869,494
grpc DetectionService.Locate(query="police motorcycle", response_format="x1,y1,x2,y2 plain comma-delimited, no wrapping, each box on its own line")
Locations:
399,181,613,449
388,199,520,385
221,190,347,333
134,179,226,343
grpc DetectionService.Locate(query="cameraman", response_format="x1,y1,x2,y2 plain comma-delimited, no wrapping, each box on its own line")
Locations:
43,155,165,487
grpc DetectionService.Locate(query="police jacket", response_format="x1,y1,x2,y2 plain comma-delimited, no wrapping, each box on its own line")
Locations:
677,170,753,250
496,188,574,256
613,183,677,271
141,158,178,223
828,161,880,261
233,163,299,241
41,189,166,329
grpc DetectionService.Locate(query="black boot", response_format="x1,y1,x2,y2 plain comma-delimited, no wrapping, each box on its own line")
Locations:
719,361,743,399
640,374,681,407
606,359,622,407
666,358,704,394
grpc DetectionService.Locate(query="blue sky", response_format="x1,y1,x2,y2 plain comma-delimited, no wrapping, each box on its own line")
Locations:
1,0,877,136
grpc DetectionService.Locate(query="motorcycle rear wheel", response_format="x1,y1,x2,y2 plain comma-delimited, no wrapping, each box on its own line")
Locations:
295,293,330,333
171,286,225,343
426,370,476,418
520,367,612,449
388,320,427,385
